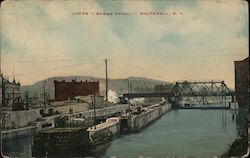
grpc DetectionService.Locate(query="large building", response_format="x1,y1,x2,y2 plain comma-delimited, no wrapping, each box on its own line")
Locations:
1,78,21,107
234,57,249,107
54,80,100,101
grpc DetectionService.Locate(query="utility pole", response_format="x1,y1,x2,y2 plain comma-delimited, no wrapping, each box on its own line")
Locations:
44,80,46,111
13,65,15,82
93,83,96,129
130,82,133,93
89,78,96,129
127,79,130,93
105,59,108,103
12,66,15,107
1,74,4,107
12,86,15,106
126,79,130,105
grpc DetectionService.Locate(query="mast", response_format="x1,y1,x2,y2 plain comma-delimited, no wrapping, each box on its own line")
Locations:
105,59,108,103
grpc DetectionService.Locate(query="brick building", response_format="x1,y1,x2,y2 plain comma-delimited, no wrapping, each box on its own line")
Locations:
54,80,100,101
234,57,249,107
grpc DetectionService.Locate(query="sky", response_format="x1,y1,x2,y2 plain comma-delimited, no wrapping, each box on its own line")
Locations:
0,0,249,88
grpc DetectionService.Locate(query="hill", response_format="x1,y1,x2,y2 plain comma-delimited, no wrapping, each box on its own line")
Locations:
20,76,172,100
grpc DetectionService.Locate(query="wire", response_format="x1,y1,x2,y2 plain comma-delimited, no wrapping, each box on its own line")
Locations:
79,62,103,77
15,60,102,77
111,53,247,61
2,59,103,64
109,61,131,77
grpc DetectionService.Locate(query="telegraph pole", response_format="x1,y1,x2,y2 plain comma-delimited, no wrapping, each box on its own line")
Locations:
127,79,129,93
44,80,46,111
130,82,133,93
105,59,108,103
93,84,96,129
1,75,4,107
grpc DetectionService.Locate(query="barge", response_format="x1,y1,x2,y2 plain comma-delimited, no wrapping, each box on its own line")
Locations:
87,117,120,145
32,117,120,157
32,128,91,157
32,102,172,157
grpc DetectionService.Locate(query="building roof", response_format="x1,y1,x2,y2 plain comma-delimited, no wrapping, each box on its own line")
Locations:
234,56,249,63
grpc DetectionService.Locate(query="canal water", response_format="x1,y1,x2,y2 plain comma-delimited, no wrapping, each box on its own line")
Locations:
2,109,244,157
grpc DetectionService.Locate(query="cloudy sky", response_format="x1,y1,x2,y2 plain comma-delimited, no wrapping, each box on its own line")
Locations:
1,0,248,88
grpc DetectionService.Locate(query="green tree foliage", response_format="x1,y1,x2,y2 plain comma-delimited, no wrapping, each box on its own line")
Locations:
153,84,174,92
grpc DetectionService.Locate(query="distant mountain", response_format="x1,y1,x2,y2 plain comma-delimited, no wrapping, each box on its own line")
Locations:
20,76,172,100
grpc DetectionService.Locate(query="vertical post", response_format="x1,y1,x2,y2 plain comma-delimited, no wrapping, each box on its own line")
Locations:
12,65,15,82
12,86,15,106
93,82,96,129
1,75,4,107
130,82,132,93
105,59,108,103
127,79,130,104
211,80,214,93
44,80,46,111
127,79,129,94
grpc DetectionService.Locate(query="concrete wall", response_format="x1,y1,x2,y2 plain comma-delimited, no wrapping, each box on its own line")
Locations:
1,104,129,140
2,109,42,129
70,104,130,118
2,126,37,141
53,103,88,114
129,103,171,131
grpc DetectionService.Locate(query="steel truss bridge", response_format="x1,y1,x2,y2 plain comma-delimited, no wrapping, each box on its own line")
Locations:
122,81,247,109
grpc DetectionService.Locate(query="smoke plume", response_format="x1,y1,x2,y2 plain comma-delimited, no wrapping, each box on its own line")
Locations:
108,90,119,103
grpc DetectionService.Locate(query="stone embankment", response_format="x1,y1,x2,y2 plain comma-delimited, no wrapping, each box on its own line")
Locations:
128,103,171,132
2,104,130,140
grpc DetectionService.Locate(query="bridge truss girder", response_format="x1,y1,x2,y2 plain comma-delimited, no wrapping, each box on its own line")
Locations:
169,81,231,107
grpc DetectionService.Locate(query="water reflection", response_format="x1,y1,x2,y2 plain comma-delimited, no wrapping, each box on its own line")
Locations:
3,136,32,158
103,110,240,157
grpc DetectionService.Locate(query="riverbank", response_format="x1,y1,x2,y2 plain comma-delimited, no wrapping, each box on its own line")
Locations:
223,135,248,157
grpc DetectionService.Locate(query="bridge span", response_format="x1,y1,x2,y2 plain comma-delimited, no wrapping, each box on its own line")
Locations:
122,92,239,99
121,80,247,109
